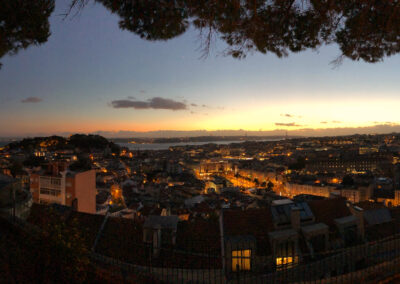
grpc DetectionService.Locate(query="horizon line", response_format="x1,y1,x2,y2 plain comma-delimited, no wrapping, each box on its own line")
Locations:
1,125,400,139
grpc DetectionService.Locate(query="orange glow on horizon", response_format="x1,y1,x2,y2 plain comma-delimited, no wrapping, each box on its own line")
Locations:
2,96,400,136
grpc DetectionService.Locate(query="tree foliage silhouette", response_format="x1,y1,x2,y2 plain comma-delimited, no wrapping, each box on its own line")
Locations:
0,0,54,68
88,0,400,63
2,0,400,67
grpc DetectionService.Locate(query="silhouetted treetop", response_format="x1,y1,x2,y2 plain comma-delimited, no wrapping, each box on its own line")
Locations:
6,134,120,154
7,136,67,152
97,0,189,40
69,134,110,150
2,0,400,67
0,0,54,68
69,155,92,171
86,0,400,63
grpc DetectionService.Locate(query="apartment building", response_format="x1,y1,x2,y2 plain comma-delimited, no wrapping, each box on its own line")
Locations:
30,162,96,214
306,154,392,174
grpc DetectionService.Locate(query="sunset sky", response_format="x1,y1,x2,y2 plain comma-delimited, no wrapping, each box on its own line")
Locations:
0,0,400,137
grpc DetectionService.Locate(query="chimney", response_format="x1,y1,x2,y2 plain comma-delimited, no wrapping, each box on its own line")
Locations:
50,162,59,176
291,207,301,230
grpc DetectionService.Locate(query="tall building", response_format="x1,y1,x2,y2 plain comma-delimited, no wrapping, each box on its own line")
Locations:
30,162,96,214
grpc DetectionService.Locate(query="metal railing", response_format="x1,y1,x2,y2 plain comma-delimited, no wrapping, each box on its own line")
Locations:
4,209,400,283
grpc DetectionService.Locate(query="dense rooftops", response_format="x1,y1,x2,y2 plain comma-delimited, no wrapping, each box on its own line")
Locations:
307,197,351,229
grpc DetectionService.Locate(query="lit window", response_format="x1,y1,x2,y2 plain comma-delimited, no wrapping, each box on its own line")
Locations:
232,250,251,271
275,256,299,270
276,256,298,266
275,241,299,270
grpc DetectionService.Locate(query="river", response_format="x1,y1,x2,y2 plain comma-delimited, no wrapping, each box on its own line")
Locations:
118,138,281,151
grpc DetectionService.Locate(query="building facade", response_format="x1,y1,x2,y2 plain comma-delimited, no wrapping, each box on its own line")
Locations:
30,163,96,214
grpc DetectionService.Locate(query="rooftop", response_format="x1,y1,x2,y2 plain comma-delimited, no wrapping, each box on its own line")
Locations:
143,215,179,230
307,197,351,229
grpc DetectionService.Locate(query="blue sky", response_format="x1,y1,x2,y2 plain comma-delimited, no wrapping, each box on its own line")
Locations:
0,0,399,137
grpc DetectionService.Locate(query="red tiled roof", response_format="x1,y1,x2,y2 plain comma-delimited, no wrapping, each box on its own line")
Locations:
96,216,220,269
27,204,220,269
365,221,399,241
355,201,386,211
223,208,274,236
177,218,220,252
96,216,145,264
308,197,351,229
223,208,274,256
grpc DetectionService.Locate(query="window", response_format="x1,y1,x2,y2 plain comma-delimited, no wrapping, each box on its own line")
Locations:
344,224,358,246
232,250,251,271
40,177,50,182
51,178,61,186
40,188,61,197
276,256,298,267
275,241,298,270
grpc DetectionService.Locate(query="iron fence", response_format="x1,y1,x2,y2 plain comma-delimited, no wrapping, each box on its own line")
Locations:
88,233,400,283
4,211,400,283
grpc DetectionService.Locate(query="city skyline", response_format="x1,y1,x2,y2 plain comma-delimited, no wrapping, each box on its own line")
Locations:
1,0,400,137
2,123,400,139
3,2,400,283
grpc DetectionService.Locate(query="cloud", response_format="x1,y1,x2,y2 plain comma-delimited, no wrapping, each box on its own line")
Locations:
150,97,187,110
188,103,225,111
275,122,302,127
281,113,302,118
320,121,328,124
111,100,149,109
127,96,136,100
332,120,341,123
140,90,146,94
111,97,187,111
381,122,399,126
372,121,399,126
199,104,224,110
21,97,42,103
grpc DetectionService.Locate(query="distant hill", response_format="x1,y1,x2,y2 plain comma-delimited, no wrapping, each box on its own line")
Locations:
4,134,120,153
111,135,290,144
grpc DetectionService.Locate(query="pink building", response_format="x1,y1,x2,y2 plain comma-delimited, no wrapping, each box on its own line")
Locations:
30,162,96,214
